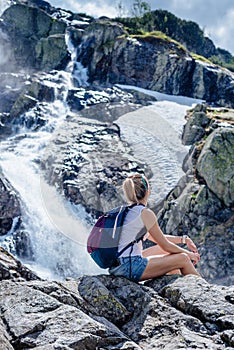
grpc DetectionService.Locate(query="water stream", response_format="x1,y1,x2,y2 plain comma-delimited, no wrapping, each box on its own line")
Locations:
0,32,102,279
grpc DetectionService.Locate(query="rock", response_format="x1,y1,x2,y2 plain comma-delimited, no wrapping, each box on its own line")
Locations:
0,318,14,350
182,106,210,145
162,275,234,330
0,249,233,349
27,79,55,102
41,112,149,216
13,230,34,260
0,73,30,113
78,275,131,325
0,3,69,72
78,22,234,107
0,278,140,349
10,94,38,119
35,34,69,71
196,127,234,207
0,169,21,236
66,85,154,122
0,247,39,281
77,19,127,74
158,105,234,284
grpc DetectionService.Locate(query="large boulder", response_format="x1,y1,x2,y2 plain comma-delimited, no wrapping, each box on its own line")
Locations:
182,103,210,145
0,73,30,114
0,3,69,72
196,127,234,207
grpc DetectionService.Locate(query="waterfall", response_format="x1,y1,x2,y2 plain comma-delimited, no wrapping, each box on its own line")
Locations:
0,0,10,16
65,32,89,88
0,32,102,279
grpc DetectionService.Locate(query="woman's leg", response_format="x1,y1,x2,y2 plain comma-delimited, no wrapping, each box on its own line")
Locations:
143,244,167,256
142,246,181,275
140,252,200,281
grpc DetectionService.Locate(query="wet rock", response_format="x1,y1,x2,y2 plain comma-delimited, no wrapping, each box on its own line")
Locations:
0,3,68,72
66,85,154,122
0,169,21,236
27,79,55,102
10,94,38,119
0,73,30,113
41,115,148,216
13,230,34,260
0,247,39,281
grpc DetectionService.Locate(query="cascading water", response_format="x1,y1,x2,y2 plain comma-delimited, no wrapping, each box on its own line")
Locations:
0,31,102,279
0,0,10,16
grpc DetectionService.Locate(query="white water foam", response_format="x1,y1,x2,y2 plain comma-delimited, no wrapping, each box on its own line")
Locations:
0,0,10,16
0,34,102,279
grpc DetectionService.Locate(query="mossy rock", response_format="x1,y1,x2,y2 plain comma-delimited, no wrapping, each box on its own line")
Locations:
35,34,68,71
197,127,234,206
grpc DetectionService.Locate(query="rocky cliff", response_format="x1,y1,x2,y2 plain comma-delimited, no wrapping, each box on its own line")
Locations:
0,248,233,349
157,104,234,285
77,20,234,108
0,2,234,109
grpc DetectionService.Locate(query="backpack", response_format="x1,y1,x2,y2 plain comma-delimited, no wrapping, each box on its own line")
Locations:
87,203,145,269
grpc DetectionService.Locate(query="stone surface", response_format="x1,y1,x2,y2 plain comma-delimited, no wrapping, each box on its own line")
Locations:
78,20,234,108
0,250,233,349
197,127,234,207
41,113,149,216
158,106,234,285
182,104,210,145
0,3,68,72
0,247,39,281
0,169,21,236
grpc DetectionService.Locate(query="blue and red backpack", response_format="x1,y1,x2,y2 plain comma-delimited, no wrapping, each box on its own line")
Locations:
87,203,145,268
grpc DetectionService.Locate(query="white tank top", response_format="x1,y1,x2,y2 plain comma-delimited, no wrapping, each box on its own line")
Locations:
118,204,146,257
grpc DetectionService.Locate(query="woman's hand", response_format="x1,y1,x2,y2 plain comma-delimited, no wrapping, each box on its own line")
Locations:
188,251,200,265
186,237,198,253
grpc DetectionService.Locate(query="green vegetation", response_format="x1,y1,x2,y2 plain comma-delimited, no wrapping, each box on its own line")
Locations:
191,53,212,64
129,31,187,52
209,49,234,72
115,9,234,72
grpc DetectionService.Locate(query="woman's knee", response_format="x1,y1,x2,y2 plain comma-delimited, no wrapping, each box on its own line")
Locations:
177,252,190,265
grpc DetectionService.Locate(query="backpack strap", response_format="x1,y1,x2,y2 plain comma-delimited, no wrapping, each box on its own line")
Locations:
116,203,146,258
116,231,146,258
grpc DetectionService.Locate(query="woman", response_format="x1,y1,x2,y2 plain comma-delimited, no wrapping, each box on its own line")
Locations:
109,173,200,282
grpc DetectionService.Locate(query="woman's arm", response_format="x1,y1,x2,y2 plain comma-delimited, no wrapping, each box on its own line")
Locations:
148,233,198,253
141,209,200,263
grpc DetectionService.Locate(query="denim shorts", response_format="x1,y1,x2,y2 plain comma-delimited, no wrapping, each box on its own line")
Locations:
109,256,148,282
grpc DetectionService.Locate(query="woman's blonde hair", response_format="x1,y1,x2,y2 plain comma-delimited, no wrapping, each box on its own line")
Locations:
123,173,149,203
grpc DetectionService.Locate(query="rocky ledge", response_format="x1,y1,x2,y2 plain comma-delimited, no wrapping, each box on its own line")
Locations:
0,247,233,349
